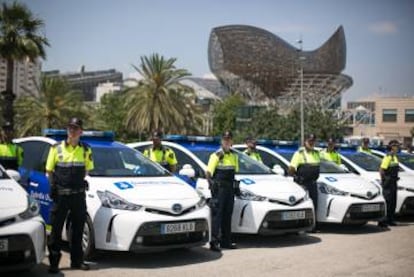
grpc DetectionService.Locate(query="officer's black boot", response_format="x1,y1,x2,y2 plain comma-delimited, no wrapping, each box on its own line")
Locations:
48,251,61,274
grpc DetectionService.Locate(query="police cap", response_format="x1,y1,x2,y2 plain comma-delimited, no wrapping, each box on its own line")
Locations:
152,130,163,139
305,134,316,142
67,117,83,129
388,140,400,147
222,130,233,139
362,137,369,143
327,137,335,144
245,135,255,142
2,121,13,131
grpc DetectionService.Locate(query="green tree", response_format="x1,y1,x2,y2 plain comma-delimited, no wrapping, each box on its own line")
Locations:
14,76,86,136
212,94,245,138
0,1,49,129
124,54,202,135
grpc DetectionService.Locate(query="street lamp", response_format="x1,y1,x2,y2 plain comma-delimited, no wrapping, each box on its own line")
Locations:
297,39,305,146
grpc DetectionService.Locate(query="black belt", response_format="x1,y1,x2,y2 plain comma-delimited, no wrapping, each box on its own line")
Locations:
57,188,85,195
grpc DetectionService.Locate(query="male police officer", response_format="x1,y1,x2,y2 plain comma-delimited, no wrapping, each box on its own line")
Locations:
244,136,263,163
0,121,23,170
143,130,177,173
289,134,320,228
320,137,341,165
358,137,372,154
206,130,239,251
378,140,400,228
46,118,94,273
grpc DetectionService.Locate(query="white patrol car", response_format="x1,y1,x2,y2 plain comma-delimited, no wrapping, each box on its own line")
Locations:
14,130,210,258
0,166,45,272
128,141,315,235
233,144,386,225
340,150,414,215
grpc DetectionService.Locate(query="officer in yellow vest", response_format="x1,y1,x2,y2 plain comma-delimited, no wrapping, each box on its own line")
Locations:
378,140,400,228
244,136,263,163
143,130,177,173
358,137,372,154
320,137,341,165
46,118,94,273
289,134,320,227
0,121,23,170
206,130,239,251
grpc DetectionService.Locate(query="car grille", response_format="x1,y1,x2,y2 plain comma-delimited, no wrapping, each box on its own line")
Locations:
342,203,385,223
145,205,197,217
400,197,414,215
0,234,36,269
258,209,314,234
268,197,305,206
350,192,379,200
130,219,209,250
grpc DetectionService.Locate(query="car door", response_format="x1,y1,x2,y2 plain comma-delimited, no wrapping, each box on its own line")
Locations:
17,140,52,224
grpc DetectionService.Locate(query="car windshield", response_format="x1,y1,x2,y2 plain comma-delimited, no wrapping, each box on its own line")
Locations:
341,152,382,172
398,153,414,170
277,151,348,174
89,146,170,177
191,148,273,175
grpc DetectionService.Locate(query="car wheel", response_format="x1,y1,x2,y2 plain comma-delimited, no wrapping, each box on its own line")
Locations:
67,215,96,259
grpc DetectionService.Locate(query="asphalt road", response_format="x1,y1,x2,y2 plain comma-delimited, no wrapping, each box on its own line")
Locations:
7,219,414,277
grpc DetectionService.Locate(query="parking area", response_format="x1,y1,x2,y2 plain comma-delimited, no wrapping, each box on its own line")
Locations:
8,219,414,277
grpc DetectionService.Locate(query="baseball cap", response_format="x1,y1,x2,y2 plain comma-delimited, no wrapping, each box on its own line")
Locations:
67,117,83,128
222,130,233,139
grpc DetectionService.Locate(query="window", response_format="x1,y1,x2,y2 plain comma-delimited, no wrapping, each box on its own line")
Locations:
382,109,397,122
18,141,50,171
405,109,414,123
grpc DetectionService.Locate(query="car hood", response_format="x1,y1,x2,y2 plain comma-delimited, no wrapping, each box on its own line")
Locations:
359,171,414,190
319,173,381,197
238,174,306,200
0,179,27,219
88,176,200,206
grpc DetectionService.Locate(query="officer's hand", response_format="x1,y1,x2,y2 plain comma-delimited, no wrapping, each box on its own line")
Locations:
234,187,241,197
84,180,89,191
49,185,57,201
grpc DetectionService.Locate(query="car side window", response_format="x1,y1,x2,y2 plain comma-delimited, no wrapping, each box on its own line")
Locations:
259,150,288,173
18,141,50,171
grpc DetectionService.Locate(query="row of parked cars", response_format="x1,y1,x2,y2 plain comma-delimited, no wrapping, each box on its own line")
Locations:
2,130,414,272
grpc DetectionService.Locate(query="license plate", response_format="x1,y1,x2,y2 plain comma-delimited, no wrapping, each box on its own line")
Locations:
362,204,380,212
0,239,8,252
161,222,196,234
281,210,306,220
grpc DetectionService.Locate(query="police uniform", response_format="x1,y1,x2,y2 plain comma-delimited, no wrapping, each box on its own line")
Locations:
358,146,372,154
207,132,239,250
290,147,321,212
244,149,263,163
0,122,23,170
379,144,399,226
143,146,177,171
320,149,341,165
46,119,94,273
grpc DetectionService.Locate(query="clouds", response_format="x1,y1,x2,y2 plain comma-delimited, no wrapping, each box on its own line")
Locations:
368,21,398,35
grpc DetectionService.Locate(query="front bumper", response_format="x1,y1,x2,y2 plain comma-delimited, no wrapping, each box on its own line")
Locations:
92,205,211,252
0,216,46,272
232,199,315,234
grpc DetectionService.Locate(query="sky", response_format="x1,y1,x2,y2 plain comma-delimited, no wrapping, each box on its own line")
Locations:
13,0,414,103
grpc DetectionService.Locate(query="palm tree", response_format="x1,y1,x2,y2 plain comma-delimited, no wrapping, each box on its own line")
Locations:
124,53,203,135
14,76,86,136
0,1,49,129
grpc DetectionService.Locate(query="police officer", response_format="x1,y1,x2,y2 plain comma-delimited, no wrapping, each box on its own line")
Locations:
46,118,94,273
378,140,400,228
143,130,177,173
244,136,263,163
288,134,320,229
0,121,23,170
320,137,341,165
358,137,372,154
206,130,239,251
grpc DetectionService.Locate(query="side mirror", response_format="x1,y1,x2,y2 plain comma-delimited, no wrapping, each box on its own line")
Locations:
339,164,349,172
179,164,195,178
272,164,285,175
6,169,21,182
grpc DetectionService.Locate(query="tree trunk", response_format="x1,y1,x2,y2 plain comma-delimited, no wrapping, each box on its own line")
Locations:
1,58,15,128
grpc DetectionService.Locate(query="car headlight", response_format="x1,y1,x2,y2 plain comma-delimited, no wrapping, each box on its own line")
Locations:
196,189,207,208
97,190,142,211
19,196,40,219
318,183,349,196
238,189,267,201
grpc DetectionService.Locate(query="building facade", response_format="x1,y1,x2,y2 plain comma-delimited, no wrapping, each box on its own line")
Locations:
0,58,41,97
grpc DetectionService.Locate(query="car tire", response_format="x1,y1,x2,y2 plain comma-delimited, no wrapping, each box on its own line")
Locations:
67,215,96,260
